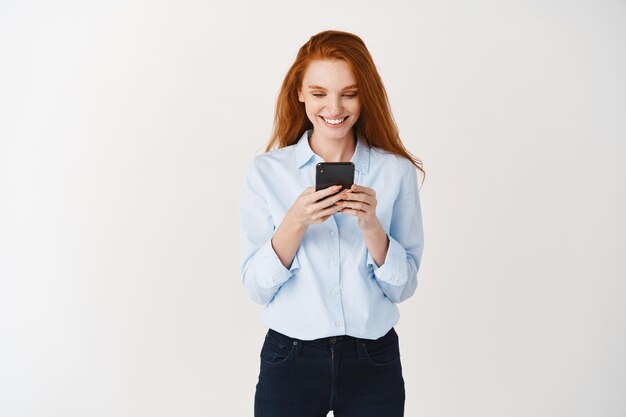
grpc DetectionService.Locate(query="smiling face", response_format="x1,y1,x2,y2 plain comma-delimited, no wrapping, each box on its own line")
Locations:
297,59,361,144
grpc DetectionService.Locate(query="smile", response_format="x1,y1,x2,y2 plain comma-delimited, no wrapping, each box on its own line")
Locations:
320,115,348,126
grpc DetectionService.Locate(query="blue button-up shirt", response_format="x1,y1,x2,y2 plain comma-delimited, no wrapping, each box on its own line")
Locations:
239,128,424,340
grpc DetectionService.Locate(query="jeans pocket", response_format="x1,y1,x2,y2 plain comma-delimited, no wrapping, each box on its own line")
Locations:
260,330,296,366
362,329,401,367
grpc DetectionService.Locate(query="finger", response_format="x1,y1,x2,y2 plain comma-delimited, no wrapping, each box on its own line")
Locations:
302,187,315,195
337,200,369,211
348,184,375,196
339,207,365,218
314,189,349,210
320,184,344,197
314,204,343,221
341,192,368,203
310,184,343,202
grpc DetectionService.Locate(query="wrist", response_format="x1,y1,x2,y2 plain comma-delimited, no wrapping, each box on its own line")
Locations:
283,212,308,234
360,217,384,234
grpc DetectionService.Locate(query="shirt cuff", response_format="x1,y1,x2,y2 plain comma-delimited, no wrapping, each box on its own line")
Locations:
366,234,407,286
254,238,301,288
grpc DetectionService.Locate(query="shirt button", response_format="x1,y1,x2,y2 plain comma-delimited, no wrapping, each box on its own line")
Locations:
330,230,336,237
331,289,339,296
335,320,341,327
330,258,338,266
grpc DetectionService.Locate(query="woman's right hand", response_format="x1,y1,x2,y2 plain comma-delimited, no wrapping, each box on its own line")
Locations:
285,185,349,227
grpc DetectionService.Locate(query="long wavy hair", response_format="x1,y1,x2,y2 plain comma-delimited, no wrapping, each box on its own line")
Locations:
265,29,425,185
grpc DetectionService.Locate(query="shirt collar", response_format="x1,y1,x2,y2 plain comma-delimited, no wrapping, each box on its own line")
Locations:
295,128,371,174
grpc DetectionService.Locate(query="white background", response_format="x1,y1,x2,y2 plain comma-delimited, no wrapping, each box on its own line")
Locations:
1,1,625,416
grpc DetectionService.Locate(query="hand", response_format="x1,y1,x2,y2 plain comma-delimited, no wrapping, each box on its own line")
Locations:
335,184,380,230
285,185,350,227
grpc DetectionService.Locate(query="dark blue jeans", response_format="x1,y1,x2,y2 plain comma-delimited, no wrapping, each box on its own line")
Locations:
254,327,405,417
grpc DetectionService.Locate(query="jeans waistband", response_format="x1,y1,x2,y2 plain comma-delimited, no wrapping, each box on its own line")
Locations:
267,327,395,351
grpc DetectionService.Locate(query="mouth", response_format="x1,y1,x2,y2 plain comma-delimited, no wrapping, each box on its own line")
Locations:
319,115,349,127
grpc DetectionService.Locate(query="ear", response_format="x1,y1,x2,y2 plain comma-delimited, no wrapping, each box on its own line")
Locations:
297,89,304,102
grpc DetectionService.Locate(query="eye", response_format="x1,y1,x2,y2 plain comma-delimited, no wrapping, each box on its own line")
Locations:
312,93,357,98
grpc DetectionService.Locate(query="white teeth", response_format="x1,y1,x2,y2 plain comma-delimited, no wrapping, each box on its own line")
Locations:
322,116,347,124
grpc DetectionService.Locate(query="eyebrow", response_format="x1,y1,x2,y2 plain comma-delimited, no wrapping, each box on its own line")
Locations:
307,84,358,91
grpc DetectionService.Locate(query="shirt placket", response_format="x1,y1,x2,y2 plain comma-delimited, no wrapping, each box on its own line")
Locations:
327,215,344,332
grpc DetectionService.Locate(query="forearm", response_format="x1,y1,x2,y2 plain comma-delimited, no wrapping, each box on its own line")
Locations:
362,220,389,268
271,216,308,269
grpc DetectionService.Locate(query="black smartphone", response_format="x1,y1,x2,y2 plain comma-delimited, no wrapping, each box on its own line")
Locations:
315,162,355,194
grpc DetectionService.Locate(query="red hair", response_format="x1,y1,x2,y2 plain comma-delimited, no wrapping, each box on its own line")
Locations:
265,29,425,185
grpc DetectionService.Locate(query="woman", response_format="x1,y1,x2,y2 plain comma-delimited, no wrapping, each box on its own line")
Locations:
239,30,425,417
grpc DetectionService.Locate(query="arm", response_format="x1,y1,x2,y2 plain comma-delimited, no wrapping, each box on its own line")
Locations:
238,158,302,305
272,217,307,272
366,161,425,303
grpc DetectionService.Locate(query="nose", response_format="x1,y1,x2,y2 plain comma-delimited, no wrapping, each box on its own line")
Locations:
327,94,342,115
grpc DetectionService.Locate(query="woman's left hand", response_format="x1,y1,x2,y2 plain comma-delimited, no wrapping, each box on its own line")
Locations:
336,184,380,231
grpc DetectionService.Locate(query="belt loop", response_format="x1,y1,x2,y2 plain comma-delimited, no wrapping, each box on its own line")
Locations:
355,337,365,360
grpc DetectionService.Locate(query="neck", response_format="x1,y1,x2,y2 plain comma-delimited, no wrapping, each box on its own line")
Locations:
309,130,357,162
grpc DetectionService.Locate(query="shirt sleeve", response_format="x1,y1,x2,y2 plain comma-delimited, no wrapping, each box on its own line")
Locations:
239,157,301,305
366,160,424,303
